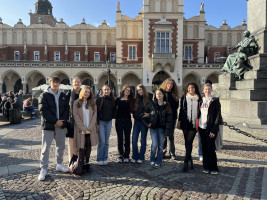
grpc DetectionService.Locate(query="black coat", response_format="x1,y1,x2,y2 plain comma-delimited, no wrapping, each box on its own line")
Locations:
39,89,69,130
178,96,201,130
144,101,173,135
197,97,222,135
96,96,115,123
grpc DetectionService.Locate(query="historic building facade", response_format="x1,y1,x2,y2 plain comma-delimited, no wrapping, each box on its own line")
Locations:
0,0,247,94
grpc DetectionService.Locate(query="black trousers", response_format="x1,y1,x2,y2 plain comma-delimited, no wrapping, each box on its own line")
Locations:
163,119,177,156
199,127,219,172
115,118,132,159
80,134,91,163
182,128,196,163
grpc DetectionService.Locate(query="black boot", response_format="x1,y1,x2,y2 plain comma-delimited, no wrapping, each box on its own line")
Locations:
189,158,194,170
85,164,90,173
182,162,188,172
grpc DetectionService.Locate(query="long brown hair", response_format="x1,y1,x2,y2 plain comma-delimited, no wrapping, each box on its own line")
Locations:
101,84,115,106
119,84,135,112
155,88,171,113
76,86,96,111
160,78,179,102
134,84,150,111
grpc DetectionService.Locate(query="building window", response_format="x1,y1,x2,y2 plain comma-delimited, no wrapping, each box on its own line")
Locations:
94,52,100,62
128,45,137,60
214,52,220,62
14,51,20,61
54,51,60,61
184,45,192,60
74,52,80,61
34,51,40,61
156,32,170,53
110,52,116,62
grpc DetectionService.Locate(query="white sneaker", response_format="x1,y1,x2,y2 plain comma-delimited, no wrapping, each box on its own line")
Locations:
154,164,161,169
123,158,129,163
103,160,108,165
38,169,47,181
117,158,123,163
56,164,68,173
137,159,143,164
199,156,203,161
131,159,136,163
97,161,104,165
150,161,155,166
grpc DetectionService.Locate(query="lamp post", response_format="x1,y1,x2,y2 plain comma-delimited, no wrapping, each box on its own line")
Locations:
106,60,111,85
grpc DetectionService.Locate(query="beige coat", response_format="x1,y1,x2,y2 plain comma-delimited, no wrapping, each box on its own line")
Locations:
73,100,98,149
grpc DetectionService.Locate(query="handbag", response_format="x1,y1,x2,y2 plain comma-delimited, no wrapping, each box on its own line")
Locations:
67,149,84,175
196,118,200,131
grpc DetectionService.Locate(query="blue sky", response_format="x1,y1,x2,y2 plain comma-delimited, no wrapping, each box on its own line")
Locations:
0,0,247,28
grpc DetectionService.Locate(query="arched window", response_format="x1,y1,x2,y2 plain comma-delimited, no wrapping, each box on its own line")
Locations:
133,25,138,38
149,0,155,12
43,31,47,44
217,33,222,46
107,33,111,45
97,33,102,45
23,31,27,43
63,32,68,44
12,31,17,44
122,25,127,38
227,33,232,46
53,32,57,45
32,31,37,44
172,0,178,12
183,25,187,39
161,0,166,12
76,32,81,45
193,25,198,39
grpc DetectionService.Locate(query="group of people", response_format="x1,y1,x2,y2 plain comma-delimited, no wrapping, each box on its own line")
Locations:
38,76,222,181
0,90,36,120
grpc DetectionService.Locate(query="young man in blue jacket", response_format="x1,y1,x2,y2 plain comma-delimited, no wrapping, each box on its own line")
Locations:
38,76,69,181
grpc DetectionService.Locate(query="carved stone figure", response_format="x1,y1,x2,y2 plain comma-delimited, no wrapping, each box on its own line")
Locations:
200,3,204,12
221,30,259,80
117,1,120,11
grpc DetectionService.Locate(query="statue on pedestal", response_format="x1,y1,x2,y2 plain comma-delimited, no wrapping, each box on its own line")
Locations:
221,30,259,80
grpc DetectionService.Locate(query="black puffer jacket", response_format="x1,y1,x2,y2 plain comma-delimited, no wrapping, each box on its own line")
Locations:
144,101,173,135
39,88,69,130
197,97,222,135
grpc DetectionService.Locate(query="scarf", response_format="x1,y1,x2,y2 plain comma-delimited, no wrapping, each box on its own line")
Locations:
186,93,199,128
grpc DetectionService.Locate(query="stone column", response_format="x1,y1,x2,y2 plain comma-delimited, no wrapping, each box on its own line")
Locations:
247,0,267,53
94,77,98,95
23,83,27,94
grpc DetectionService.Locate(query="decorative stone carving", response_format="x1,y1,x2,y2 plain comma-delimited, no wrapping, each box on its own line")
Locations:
200,3,204,13
155,17,172,25
117,1,120,12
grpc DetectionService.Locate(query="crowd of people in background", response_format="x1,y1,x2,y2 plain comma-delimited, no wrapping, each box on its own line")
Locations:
2,76,222,181
0,89,38,121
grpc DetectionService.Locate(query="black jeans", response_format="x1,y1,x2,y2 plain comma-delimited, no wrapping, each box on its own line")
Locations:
115,118,132,159
80,134,91,163
182,129,196,163
199,127,219,172
163,119,177,156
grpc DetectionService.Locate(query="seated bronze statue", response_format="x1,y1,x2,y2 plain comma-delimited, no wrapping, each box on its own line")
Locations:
221,30,259,80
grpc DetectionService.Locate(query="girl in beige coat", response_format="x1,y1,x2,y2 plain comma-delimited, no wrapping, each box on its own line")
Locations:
73,86,98,172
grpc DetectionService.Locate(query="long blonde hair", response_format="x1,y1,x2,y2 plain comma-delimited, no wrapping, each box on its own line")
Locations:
76,86,96,111
160,78,179,102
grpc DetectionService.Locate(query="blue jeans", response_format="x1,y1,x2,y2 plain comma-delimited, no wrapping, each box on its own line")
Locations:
97,120,112,162
132,120,148,161
198,131,203,157
150,128,165,165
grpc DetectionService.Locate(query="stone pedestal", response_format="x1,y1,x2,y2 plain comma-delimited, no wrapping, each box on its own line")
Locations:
215,0,267,125
215,54,267,125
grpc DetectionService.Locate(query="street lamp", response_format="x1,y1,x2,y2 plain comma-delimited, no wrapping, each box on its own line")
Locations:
106,60,111,85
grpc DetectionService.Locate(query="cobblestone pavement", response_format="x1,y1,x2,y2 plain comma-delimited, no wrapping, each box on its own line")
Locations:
0,119,267,200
